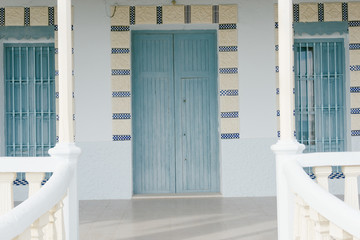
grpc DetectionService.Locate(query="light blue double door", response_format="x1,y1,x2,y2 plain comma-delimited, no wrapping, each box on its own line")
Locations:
132,31,219,194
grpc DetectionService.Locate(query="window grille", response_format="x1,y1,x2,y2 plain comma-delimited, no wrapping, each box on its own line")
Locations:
294,39,346,174
4,43,56,183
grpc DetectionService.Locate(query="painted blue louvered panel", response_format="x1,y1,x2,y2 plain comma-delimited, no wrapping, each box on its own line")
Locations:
174,32,219,193
132,31,219,194
4,43,56,157
132,33,176,194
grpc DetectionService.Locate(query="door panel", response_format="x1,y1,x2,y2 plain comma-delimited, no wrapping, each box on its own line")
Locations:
132,34,176,194
174,33,219,193
132,31,219,194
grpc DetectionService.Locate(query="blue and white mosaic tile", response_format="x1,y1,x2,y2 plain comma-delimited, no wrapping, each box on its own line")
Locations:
351,108,360,114
221,111,239,118
212,5,219,24
157,6,162,24
24,7,30,26
349,43,360,50
318,3,324,22
112,48,130,54
111,25,130,31
112,91,131,97
219,24,236,30
349,21,360,27
219,46,237,52
112,113,131,119
293,4,299,22
112,69,131,75
342,2,348,21
48,7,54,25
0,8,5,26
221,133,239,139
351,130,360,136
113,135,131,141
350,87,360,93
219,68,238,74
220,89,238,96
329,172,345,179
350,65,360,71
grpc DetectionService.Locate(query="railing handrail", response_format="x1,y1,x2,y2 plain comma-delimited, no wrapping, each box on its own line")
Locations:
283,157,360,238
0,161,74,239
0,157,61,172
296,152,360,167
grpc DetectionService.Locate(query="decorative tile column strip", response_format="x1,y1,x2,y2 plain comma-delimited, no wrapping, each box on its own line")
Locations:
218,5,239,139
275,4,280,137
349,2,360,136
110,4,239,141
111,6,131,141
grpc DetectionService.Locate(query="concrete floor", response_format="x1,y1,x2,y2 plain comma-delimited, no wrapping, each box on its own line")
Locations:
79,197,278,240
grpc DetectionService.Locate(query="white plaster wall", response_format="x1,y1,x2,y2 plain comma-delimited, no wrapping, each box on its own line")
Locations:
2,0,359,200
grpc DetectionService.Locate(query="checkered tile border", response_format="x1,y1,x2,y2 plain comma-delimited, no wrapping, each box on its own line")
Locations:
111,5,239,141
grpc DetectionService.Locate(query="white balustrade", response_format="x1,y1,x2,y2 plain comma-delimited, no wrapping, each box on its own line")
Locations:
0,143,80,240
273,144,360,240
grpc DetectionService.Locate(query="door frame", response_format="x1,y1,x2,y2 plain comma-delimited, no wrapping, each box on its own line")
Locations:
131,30,220,194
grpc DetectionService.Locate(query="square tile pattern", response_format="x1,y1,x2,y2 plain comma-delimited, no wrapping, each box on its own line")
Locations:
111,5,239,140
3,6,75,141
275,1,360,137
80,197,278,240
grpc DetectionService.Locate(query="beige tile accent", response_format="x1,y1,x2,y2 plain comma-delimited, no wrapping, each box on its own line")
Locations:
55,32,58,48
191,5,212,24
274,4,278,22
350,71,360,86
112,97,131,113
111,76,131,91
219,74,238,90
351,114,360,130
56,99,59,115
275,52,279,66
162,5,184,24
350,50,360,65
56,120,59,137
111,54,130,69
348,2,360,21
112,119,132,135
55,75,59,92
30,7,48,26
5,7,24,26
111,6,129,25
135,6,156,25
54,6,57,25
111,32,130,48
275,29,278,45
55,55,58,70
219,52,238,69
221,118,240,134
349,27,360,43
324,2,342,22
351,93,360,108
276,72,279,88
299,3,318,22
218,30,238,46
219,5,237,24
220,96,239,112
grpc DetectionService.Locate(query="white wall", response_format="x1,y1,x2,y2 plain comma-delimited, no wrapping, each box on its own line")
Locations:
2,0,357,200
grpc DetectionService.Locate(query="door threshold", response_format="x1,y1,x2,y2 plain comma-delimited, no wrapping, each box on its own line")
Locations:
132,193,222,199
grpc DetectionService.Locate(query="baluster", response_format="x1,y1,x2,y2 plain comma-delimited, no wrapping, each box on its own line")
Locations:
54,200,65,240
329,222,352,240
311,167,332,239
294,195,301,240
343,166,360,210
297,197,311,239
343,166,360,240
0,173,16,215
27,173,48,240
